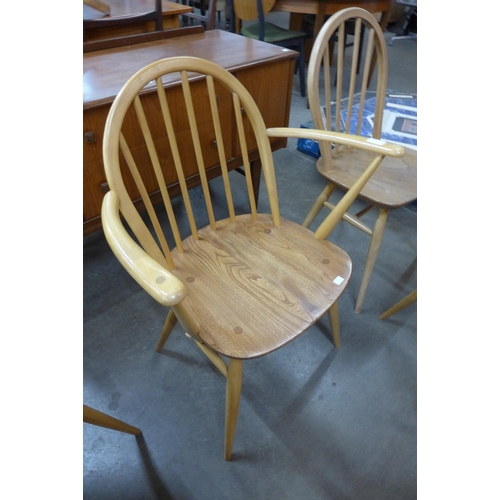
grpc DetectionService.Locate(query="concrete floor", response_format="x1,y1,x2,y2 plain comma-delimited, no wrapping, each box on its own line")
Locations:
83,15,417,500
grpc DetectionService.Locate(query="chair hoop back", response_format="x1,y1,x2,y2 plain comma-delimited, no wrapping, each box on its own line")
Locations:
103,56,281,270
307,8,388,164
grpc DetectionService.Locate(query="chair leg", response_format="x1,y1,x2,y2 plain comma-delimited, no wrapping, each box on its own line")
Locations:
224,358,243,461
379,289,417,320
355,207,388,314
83,405,141,435
327,301,340,348
303,183,335,228
155,309,178,352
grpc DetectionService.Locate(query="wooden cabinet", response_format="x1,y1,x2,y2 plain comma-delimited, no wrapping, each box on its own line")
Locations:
83,30,296,235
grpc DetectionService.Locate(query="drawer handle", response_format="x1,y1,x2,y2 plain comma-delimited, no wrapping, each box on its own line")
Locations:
100,182,109,193
85,131,96,144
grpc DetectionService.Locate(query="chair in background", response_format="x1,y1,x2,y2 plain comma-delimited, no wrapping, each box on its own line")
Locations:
83,0,163,41
83,405,142,435
100,56,403,459
190,0,226,23
303,7,417,314
379,289,417,319
175,0,218,30
229,0,306,97
389,0,417,46
302,14,365,75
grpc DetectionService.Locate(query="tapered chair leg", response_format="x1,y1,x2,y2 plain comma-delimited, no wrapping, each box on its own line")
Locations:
224,358,243,461
380,289,417,319
156,309,178,352
327,301,341,348
303,183,335,228
83,405,141,435
355,207,389,314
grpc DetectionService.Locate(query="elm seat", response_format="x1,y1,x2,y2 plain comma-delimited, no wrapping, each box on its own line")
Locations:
101,56,404,460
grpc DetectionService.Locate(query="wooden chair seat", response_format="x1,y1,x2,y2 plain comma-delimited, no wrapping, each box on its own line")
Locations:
241,22,305,44
172,214,351,359
316,147,417,209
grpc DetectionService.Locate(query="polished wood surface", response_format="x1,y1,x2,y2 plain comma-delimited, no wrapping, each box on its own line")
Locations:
302,8,417,314
101,56,399,459
83,24,205,52
83,0,191,20
83,0,111,14
84,30,294,109
83,0,192,40
83,30,297,234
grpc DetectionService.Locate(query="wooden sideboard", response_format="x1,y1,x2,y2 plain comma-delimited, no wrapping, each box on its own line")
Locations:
83,0,193,41
83,29,297,235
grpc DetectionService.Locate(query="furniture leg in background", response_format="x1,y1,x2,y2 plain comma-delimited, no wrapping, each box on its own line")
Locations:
83,405,142,435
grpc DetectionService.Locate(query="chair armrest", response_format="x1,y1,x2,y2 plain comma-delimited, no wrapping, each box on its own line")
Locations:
101,191,187,307
267,127,405,240
266,127,405,157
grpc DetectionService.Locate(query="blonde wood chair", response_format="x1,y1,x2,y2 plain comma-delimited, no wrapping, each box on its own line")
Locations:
101,56,404,460
303,7,417,314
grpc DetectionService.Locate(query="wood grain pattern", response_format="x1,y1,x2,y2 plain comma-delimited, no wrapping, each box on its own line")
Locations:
316,147,417,209
171,215,351,359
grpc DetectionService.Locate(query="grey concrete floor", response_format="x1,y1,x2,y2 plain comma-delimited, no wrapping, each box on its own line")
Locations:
83,16,417,500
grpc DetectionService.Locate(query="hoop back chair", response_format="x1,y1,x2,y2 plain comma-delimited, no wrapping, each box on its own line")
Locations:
101,56,404,459
229,0,306,97
304,7,417,314
83,0,163,41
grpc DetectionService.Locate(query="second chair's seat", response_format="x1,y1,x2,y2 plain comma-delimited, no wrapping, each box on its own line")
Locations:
171,214,352,359
241,22,306,44
317,147,417,209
